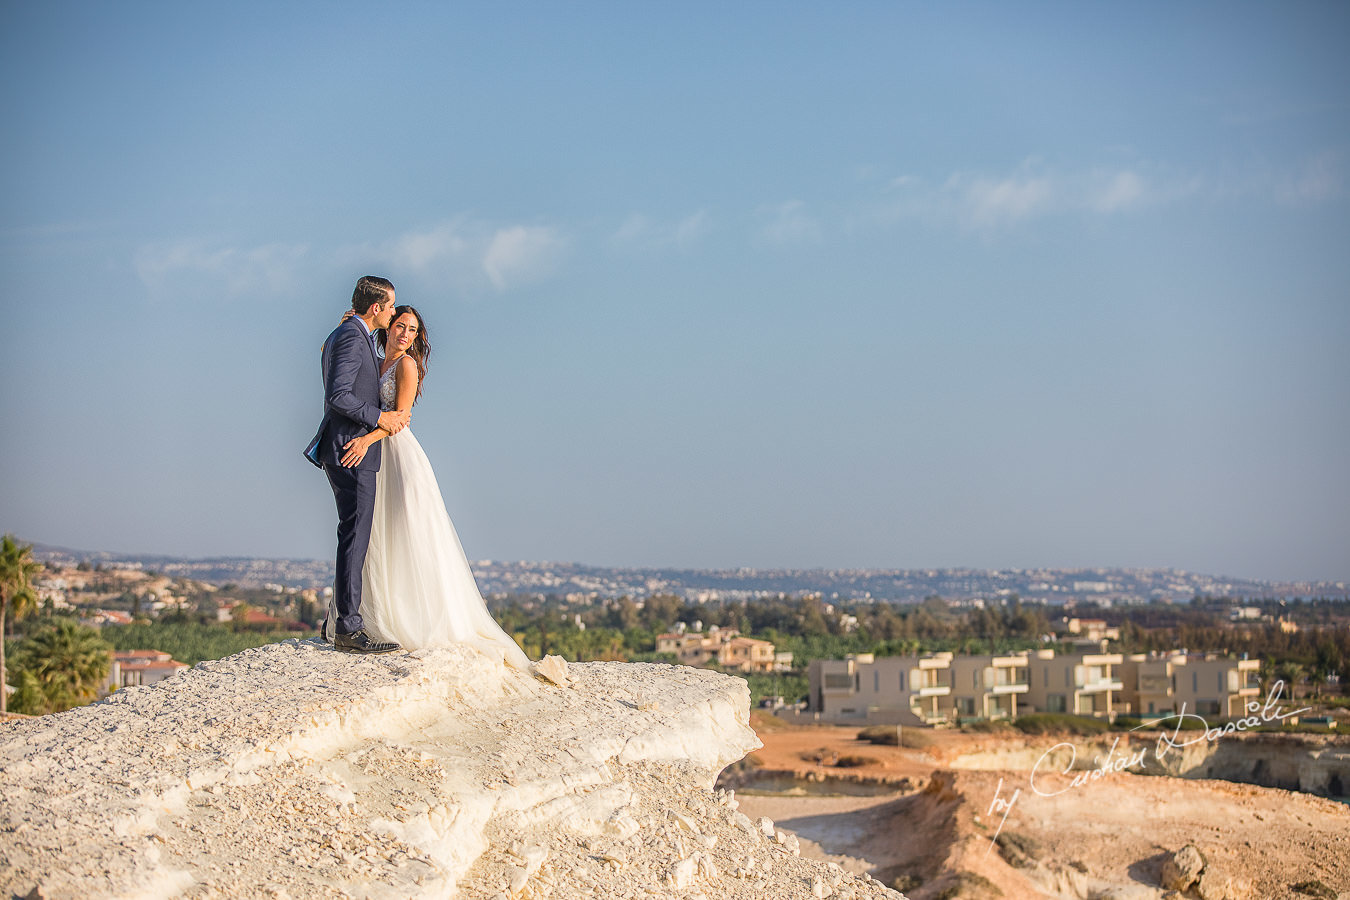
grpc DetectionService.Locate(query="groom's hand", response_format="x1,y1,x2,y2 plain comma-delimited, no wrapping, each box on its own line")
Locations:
340,437,370,468
378,410,410,434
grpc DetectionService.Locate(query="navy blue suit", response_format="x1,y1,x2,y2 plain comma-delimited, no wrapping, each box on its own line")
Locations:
306,317,384,635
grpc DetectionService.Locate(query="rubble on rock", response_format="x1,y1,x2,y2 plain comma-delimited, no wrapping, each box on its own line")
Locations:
0,639,905,900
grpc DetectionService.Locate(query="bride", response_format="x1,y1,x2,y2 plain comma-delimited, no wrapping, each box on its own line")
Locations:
332,305,531,671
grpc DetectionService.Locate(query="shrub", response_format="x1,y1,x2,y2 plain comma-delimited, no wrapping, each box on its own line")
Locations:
798,747,878,768
750,709,791,732
935,871,1002,899
1291,880,1337,899
995,831,1042,867
1011,713,1111,736
856,724,936,749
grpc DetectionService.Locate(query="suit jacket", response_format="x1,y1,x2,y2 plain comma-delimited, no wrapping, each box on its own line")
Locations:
305,317,384,471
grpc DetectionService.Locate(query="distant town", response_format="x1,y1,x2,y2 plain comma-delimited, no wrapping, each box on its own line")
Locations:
8,539,1349,735
26,543,1349,607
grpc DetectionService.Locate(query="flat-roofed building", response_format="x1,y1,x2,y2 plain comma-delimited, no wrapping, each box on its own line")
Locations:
1024,649,1124,718
654,627,776,673
1120,653,1262,718
807,653,954,725
949,653,1031,721
107,649,188,691
1119,652,1185,717
719,636,776,672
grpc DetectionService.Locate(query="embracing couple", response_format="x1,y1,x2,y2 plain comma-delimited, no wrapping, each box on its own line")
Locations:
305,275,529,669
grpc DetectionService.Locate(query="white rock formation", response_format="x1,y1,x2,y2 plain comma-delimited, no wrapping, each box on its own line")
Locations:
0,639,904,900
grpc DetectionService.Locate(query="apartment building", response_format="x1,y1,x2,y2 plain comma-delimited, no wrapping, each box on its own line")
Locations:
807,652,1032,725
1057,617,1121,646
949,654,1031,721
808,648,1260,726
106,649,188,692
1119,653,1262,718
808,653,953,725
1022,649,1124,718
655,627,776,673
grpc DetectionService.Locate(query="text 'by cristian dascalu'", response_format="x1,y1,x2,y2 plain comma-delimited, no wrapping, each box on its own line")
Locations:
981,680,1309,856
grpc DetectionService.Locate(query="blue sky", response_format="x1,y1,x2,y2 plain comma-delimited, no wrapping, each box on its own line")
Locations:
2,2,1347,583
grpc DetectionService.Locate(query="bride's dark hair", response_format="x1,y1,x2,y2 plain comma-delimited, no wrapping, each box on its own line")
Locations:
378,305,431,402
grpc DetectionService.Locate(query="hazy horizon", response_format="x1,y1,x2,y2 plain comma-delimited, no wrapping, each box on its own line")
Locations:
3,3,1347,584
23,536,1347,588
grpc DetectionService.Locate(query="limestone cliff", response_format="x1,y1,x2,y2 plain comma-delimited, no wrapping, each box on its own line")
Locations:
0,640,902,900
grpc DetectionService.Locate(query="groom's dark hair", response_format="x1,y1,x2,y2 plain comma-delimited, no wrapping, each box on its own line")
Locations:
352,275,395,314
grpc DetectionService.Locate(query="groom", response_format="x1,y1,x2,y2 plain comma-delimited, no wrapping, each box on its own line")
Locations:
306,275,409,653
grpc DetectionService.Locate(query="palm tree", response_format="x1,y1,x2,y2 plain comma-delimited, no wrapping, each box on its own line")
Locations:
1,534,42,715
1274,660,1306,700
10,619,111,714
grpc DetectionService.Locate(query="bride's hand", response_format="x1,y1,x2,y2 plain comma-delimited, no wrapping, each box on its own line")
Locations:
340,436,370,467
340,309,354,324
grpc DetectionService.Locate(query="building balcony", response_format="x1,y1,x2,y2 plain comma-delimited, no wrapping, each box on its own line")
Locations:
990,683,1029,695
1077,678,1124,693
917,685,951,698
909,702,949,725
1137,676,1173,694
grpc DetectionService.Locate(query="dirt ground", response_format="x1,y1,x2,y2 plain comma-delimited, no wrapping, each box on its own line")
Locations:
731,723,1350,900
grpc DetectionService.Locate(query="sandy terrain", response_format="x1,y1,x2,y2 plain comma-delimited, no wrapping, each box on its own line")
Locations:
732,723,1350,900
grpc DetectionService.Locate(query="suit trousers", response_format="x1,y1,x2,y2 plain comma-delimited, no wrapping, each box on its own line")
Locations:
324,461,377,635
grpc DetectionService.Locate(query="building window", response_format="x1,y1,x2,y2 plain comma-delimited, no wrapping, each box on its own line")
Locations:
823,674,852,690
899,672,905,691
1198,700,1221,716
874,671,880,692
957,698,975,716
1048,694,1067,713
1066,666,1072,687
1192,672,1198,692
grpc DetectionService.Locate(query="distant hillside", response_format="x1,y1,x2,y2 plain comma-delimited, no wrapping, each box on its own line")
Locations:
28,542,1348,605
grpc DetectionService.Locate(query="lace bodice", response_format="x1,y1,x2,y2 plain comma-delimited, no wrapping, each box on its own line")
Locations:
379,362,399,411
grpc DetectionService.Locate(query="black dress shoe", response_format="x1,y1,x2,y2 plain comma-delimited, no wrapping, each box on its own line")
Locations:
334,630,401,654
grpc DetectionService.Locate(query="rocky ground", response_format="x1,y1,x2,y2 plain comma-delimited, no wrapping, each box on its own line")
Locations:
0,641,901,900
733,722,1350,900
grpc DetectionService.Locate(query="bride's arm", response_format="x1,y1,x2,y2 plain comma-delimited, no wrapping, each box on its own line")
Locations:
339,356,420,467
392,354,419,413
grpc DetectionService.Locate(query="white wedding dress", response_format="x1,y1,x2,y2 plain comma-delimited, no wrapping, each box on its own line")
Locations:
358,363,531,670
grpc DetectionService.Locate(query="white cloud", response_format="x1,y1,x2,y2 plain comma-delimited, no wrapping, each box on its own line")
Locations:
1276,151,1343,205
873,162,1164,230
758,201,822,244
673,211,709,247
881,153,1342,231
382,222,472,271
612,214,651,243
349,219,567,295
1089,170,1147,212
609,210,709,249
482,225,566,291
134,240,309,294
953,172,1056,227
